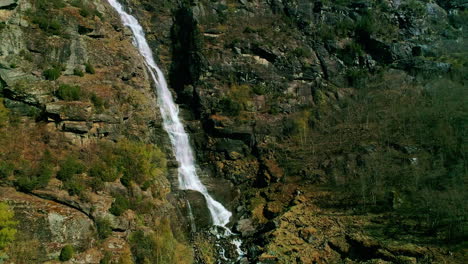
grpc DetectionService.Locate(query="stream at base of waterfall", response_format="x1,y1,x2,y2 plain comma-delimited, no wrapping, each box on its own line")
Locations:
107,0,245,262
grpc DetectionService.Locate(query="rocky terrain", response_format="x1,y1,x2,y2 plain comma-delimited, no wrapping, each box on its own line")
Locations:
0,0,466,263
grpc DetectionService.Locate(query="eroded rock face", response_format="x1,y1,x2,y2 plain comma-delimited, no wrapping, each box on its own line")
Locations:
0,187,95,261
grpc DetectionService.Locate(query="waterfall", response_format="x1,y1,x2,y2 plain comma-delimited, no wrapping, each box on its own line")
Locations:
106,0,233,228
186,200,197,233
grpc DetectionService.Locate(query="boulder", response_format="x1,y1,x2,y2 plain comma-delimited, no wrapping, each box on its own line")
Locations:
2,98,41,116
61,121,91,134
182,190,213,230
45,102,93,121
236,218,256,237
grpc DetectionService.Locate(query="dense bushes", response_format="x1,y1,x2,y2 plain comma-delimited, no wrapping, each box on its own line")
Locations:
114,140,166,187
14,151,54,192
70,0,102,19
32,16,62,35
88,160,118,183
96,217,113,239
57,156,86,196
129,219,193,264
57,156,84,181
109,194,130,216
43,67,62,80
56,84,82,101
29,0,65,36
218,97,241,116
85,63,96,74
285,72,467,241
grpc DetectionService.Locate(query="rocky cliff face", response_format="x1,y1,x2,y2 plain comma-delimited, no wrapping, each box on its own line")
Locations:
126,0,466,263
0,0,193,263
0,0,466,263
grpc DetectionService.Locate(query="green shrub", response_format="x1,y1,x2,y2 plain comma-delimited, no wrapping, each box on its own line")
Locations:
14,152,54,192
90,93,105,111
59,245,74,261
32,16,62,35
346,68,367,88
36,0,65,10
63,178,85,196
91,140,166,189
356,12,376,38
29,0,65,35
0,161,14,179
85,63,95,74
89,177,104,192
96,217,112,239
71,0,101,19
73,68,84,77
15,176,37,192
43,67,62,80
99,251,112,264
292,47,312,58
57,156,85,181
54,154,85,196
115,140,166,186
88,161,118,182
252,84,267,95
218,97,241,116
0,99,8,127
34,163,53,189
56,84,82,101
109,194,130,216
317,24,335,41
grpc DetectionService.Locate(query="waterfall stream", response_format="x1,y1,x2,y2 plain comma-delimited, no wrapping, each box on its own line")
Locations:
107,0,244,261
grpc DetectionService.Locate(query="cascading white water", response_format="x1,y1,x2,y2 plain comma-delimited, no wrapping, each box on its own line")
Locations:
106,0,232,227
